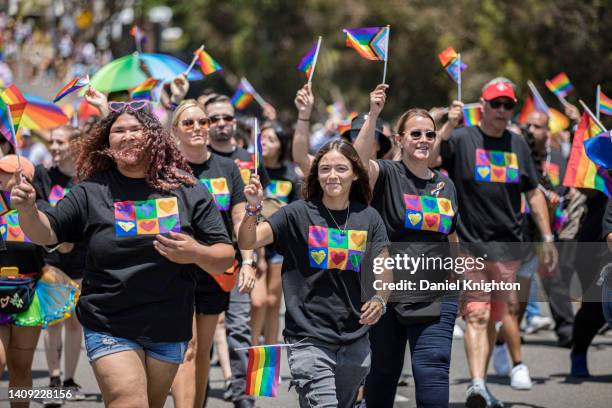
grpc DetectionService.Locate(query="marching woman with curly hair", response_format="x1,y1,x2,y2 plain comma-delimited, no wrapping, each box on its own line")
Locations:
11,100,235,408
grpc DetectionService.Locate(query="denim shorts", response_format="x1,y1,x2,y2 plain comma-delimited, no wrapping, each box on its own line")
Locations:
83,328,188,364
265,246,284,264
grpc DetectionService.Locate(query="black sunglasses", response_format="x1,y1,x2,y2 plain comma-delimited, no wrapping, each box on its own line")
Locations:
488,100,516,110
181,118,209,129
405,130,437,140
208,115,235,124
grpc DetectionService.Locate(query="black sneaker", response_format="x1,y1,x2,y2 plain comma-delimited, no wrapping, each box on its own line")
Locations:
62,378,87,401
43,376,63,407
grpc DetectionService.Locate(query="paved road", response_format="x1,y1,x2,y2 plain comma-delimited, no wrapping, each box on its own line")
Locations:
1,321,611,408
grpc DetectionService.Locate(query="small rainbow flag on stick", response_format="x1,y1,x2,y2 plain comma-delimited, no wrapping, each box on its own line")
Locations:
597,87,612,117
563,108,612,196
297,37,322,84
0,98,17,147
438,47,466,101
130,78,160,101
195,48,222,76
231,78,265,110
231,82,255,110
343,26,390,83
245,345,281,397
0,84,27,135
545,72,573,100
462,103,481,127
53,75,89,103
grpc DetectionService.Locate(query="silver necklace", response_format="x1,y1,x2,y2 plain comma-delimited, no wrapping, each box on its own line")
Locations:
324,203,350,235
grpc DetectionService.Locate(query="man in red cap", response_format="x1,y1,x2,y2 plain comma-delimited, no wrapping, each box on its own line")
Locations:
431,77,558,408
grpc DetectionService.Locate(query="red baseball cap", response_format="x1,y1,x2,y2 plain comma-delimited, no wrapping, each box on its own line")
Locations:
0,155,35,181
481,81,517,102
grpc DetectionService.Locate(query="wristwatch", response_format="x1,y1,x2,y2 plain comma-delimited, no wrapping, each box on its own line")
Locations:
542,234,555,243
242,260,255,267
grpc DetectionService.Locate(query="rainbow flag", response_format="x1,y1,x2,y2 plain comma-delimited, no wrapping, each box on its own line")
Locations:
130,78,160,100
297,42,318,78
343,27,389,61
438,47,458,67
0,98,17,147
562,112,612,196
518,96,569,134
0,84,27,134
245,346,281,397
599,89,612,116
545,72,573,98
195,49,221,75
231,82,254,110
463,104,481,127
445,57,467,83
53,76,89,103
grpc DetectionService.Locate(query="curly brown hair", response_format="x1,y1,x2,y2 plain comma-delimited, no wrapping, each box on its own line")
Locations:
76,109,195,191
303,139,371,205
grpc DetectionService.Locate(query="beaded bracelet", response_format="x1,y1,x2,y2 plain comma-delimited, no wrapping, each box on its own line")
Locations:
245,203,263,217
371,294,387,315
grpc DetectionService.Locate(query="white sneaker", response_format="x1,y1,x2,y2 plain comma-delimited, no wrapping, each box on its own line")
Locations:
525,316,553,334
492,344,510,376
510,363,533,390
453,323,464,339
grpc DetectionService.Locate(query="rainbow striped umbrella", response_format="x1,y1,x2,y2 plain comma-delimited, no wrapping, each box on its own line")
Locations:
89,52,204,93
22,93,69,130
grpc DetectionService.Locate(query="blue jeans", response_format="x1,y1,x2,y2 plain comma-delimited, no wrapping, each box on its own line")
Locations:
83,328,188,364
365,300,457,408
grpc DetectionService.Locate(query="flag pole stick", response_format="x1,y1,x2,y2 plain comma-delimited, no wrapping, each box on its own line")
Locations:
253,118,259,176
308,37,322,86
457,53,462,102
527,80,550,112
5,107,21,165
184,45,204,76
381,25,390,85
596,84,601,121
557,94,569,107
579,99,607,132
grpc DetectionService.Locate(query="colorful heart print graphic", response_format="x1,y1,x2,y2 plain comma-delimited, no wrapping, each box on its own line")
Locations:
474,148,519,184
403,194,454,235
115,197,180,236
308,225,367,271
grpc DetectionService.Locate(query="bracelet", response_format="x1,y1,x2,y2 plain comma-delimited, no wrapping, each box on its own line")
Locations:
298,117,310,122
542,234,555,243
371,294,387,315
242,260,255,267
245,203,262,217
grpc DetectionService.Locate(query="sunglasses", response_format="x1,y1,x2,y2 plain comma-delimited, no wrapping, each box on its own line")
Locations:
208,114,235,125
108,100,150,113
488,100,516,110
405,130,437,140
181,118,209,129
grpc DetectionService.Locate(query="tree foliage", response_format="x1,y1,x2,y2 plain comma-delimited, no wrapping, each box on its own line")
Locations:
151,0,611,124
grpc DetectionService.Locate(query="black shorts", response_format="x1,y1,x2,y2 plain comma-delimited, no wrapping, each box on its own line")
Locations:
194,273,230,315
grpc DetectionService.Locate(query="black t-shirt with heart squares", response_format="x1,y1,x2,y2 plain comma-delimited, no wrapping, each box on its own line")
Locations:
267,199,389,344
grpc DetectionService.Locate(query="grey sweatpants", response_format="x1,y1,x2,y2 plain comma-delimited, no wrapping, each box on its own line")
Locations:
226,285,255,403
286,334,371,408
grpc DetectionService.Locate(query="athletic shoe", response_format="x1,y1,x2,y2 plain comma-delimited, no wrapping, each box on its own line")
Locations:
487,386,505,408
453,323,465,339
525,316,553,334
570,351,590,377
492,344,510,376
510,363,533,390
62,378,87,401
465,384,491,408
43,376,63,407
223,380,232,401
